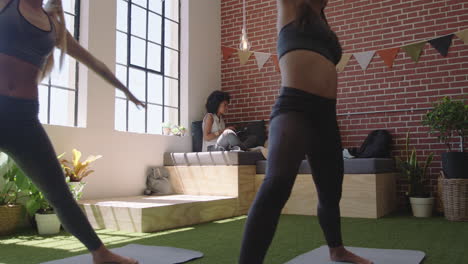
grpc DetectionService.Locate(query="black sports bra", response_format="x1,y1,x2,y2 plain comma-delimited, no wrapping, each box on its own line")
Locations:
277,18,343,65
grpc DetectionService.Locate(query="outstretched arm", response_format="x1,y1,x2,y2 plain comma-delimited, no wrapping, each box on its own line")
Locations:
63,31,145,109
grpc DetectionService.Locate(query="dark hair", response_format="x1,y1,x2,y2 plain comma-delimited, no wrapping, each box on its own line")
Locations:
205,91,231,114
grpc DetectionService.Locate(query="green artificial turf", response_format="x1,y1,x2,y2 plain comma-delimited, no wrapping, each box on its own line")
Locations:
1,213,467,264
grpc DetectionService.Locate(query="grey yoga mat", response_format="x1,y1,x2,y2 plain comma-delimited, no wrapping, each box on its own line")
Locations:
40,244,203,264
285,246,426,264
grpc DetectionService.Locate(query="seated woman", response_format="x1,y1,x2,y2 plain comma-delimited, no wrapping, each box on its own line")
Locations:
202,91,255,152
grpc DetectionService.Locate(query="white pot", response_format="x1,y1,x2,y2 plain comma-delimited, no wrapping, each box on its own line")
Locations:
35,213,61,235
410,197,435,218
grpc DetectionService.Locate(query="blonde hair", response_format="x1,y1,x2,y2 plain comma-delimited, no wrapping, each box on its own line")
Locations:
41,0,67,81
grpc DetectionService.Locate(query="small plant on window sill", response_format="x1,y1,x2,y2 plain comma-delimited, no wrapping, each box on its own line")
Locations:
162,123,186,137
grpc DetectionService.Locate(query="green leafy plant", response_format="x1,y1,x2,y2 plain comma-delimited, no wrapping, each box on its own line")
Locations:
25,180,54,215
0,154,30,206
59,149,102,182
422,96,468,152
396,131,434,198
162,122,172,129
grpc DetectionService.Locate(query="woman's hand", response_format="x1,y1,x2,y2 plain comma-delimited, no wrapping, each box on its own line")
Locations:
125,90,146,109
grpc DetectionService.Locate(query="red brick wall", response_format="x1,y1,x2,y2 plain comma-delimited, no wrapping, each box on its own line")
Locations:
221,0,468,205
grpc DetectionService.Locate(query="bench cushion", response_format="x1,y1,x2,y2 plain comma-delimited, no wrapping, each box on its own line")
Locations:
256,158,396,174
164,151,265,166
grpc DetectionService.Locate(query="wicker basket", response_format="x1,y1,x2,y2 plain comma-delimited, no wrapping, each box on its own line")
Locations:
0,204,23,236
442,177,468,221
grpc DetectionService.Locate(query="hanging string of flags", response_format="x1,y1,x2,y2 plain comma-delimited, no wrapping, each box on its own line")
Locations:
221,28,468,73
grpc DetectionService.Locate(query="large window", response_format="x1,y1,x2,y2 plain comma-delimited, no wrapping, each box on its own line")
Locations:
39,0,80,126
115,0,180,134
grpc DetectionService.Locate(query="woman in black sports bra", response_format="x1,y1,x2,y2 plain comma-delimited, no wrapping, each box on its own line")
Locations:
239,1,373,263
0,0,141,263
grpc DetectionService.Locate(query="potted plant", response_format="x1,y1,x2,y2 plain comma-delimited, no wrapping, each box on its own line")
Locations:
162,122,172,135
422,96,468,178
179,126,186,137
25,182,61,235
396,131,435,217
59,149,102,200
0,154,29,236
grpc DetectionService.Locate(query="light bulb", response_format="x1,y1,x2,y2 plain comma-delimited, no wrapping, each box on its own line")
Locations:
239,28,251,51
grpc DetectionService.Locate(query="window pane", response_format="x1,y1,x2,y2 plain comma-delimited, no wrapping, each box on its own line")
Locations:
165,19,178,50
148,12,162,44
116,65,127,98
164,48,178,78
147,42,161,71
130,36,146,67
129,68,146,101
50,88,75,126
148,73,163,104
165,0,179,21
51,49,76,88
116,0,128,32
128,103,145,133
147,104,162,134
115,98,127,131
116,32,128,65
131,4,147,38
38,85,49,123
62,0,75,15
164,107,178,126
164,77,178,107
64,13,75,36
149,0,162,14
132,0,147,8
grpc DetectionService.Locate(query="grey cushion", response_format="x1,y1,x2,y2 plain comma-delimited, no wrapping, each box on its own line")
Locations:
164,151,265,166
256,158,396,174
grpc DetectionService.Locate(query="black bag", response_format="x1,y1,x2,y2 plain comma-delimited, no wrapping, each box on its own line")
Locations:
191,121,203,152
348,130,393,158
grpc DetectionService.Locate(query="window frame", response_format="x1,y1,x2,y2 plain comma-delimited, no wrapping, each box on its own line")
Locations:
115,0,181,134
41,0,81,127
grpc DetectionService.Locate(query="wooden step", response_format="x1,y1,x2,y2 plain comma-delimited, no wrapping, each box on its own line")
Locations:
79,195,237,233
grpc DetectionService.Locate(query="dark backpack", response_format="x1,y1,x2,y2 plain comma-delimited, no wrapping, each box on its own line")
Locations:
349,130,393,158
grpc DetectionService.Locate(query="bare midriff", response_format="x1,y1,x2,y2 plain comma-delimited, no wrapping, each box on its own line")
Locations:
277,0,338,100
0,53,41,99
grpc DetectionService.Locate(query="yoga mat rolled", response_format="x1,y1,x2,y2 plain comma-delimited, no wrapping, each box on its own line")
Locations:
41,244,203,264
285,245,425,264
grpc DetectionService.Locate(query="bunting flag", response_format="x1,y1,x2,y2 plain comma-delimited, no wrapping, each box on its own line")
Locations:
254,52,271,70
238,50,253,65
428,34,454,57
377,47,400,68
220,27,468,72
455,29,468,44
354,51,376,70
221,46,237,61
336,53,352,72
272,55,280,73
402,42,426,62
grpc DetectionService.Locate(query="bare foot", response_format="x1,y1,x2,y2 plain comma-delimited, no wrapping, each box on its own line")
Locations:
92,245,138,264
329,246,373,264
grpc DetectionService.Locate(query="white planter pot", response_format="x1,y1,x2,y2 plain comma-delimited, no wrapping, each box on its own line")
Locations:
410,197,435,217
35,213,61,235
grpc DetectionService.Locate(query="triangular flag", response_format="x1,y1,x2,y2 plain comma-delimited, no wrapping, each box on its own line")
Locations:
353,51,376,70
221,46,237,61
428,34,454,57
336,54,352,72
402,42,426,62
455,29,468,45
238,50,253,65
254,52,271,70
377,47,400,68
272,55,280,73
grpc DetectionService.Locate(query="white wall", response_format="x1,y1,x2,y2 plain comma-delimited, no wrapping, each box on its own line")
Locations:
42,0,221,200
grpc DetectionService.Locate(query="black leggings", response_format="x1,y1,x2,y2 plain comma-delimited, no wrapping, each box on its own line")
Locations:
0,95,102,251
239,87,344,264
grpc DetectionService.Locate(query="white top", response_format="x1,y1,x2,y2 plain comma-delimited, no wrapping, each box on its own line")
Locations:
202,113,225,152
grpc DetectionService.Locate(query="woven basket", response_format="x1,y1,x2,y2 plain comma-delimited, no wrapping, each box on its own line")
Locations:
442,178,468,221
0,204,23,236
